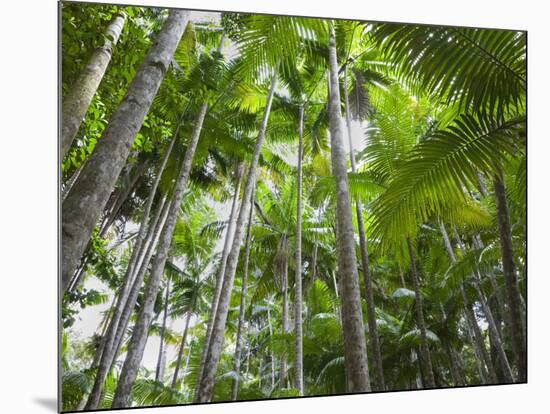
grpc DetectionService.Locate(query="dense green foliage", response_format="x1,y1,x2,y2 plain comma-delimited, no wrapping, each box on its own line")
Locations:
61,3,526,411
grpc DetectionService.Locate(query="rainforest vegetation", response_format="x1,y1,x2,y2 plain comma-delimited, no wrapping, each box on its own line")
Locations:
60,2,526,411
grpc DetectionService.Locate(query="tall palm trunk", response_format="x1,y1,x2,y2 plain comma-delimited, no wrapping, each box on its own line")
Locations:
279,236,289,389
111,102,209,409
110,197,172,366
449,346,465,386
450,227,514,382
471,233,508,333
464,313,490,383
406,237,436,388
84,122,178,409
61,13,126,159
327,21,371,393
438,221,499,383
171,310,193,388
195,165,243,395
463,289,498,383
294,104,305,395
155,278,171,382
62,10,189,293
343,65,385,391
195,63,279,402
231,190,255,400
493,176,526,382
267,305,276,391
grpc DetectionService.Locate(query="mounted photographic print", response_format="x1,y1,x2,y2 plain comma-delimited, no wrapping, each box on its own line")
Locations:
59,0,527,411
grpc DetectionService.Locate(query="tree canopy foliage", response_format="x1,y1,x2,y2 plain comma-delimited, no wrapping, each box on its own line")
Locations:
60,3,526,411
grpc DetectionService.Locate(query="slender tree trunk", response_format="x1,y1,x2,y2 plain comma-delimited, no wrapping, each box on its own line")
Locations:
343,65,385,391
231,190,255,400
98,159,148,238
85,190,165,408
96,155,143,237
464,315,489,383
439,221,498,383
450,226,514,382
438,300,464,387
86,196,168,410
110,197,171,366
195,165,243,397
493,176,526,382
61,13,126,159
171,311,193,389
463,290,498,382
406,237,436,388
62,10,190,293
245,324,252,376
112,101,208,408
194,63,279,403
472,234,508,332
294,104,305,396
155,278,171,382
399,266,407,288
267,305,276,391
471,271,514,382
327,22,371,393
69,158,147,293
84,119,178,409
279,236,289,389
183,342,193,381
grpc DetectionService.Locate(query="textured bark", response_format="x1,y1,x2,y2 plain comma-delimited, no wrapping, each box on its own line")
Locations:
343,65,385,391
171,311,193,389
195,166,242,396
195,64,278,402
112,102,208,408
231,192,255,400
493,176,526,382
155,279,171,382
62,10,190,294
327,22,371,393
61,13,126,159
62,163,84,202
406,237,436,388
294,104,305,396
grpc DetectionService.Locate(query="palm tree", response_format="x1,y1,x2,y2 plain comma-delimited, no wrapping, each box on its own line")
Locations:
231,188,256,400
61,12,126,159
195,62,279,403
61,7,527,407
62,10,190,294
326,20,371,393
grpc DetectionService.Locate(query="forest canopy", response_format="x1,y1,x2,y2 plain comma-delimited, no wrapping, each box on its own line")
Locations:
60,2,526,411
